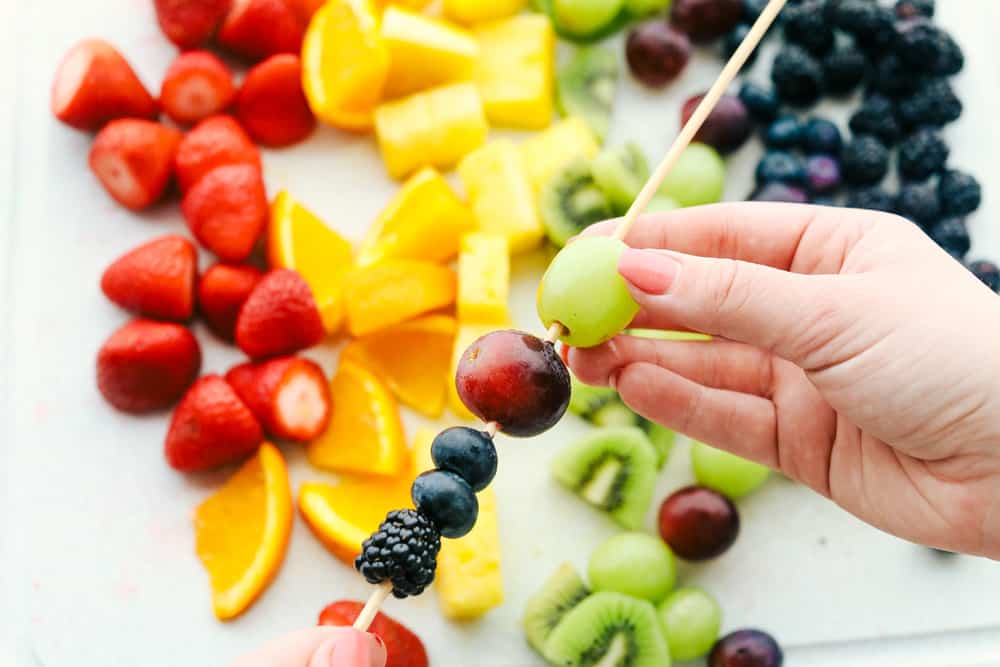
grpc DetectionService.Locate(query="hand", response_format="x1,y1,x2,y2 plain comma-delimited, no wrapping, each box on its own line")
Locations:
231,626,386,667
568,203,1000,559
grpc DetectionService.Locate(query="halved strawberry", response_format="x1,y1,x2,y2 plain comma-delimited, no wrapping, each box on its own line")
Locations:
217,0,304,62
51,39,157,131
154,0,232,49
318,601,429,667
160,51,236,126
226,356,331,441
197,262,263,340
89,119,183,210
235,54,315,147
97,319,201,413
286,0,325,23
182,164,268,261
101,235,197,321
164,375,263,471
174,115,261,193
235,269,325,359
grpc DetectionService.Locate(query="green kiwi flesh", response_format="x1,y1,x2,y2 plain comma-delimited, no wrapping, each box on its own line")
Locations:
557,47,619,141
569,374,618,419
591,143,651,214
524,562,592,653
541,159,614,247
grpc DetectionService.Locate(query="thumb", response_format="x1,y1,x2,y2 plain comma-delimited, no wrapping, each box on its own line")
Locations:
231,626,386,667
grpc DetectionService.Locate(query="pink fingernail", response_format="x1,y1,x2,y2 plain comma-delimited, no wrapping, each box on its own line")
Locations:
618,248,679,295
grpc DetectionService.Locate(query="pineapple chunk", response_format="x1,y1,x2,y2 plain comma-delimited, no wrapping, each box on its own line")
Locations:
520,116,599,192
449,321,506,419
381,7,479,99
458,233,509,323
458,140,543,254
445,0,526,27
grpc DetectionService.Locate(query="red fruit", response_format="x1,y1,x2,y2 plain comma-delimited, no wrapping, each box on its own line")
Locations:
182,164,268,261
88,119,183,210
174,115,261,193
198,263,263,340
658,485,740,561
101,235,198,321
318,601,429,667
154,0,232,48
286,0,325,22
235,269,325,359
226,356,331,441
680,93,752,155
218,0,305,62
51,39,157,131
97,319,201,413
164,375,263,471
160,51,237,126
669,0,742,43
235,54,315,147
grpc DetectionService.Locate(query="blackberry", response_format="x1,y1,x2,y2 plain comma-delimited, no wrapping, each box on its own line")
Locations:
771,45,824,108
895,181,940,226
739,82,780,123
833,1,895,53
897,128,949,181
845,186,895,213
938,170,982,216
755,150,807,186
928,217,970,259
868,53,919,98
355,509,441,598
763,115,803,149
895,0,933,20
822,47,867,96
894,19,949,68
848,94,902,145
722,24,758,66
840,135,889,186
932,33,964,76
897,79,962,128
742,0,769,22
968,260,1000,293
782,0,834,56
801,117,842,155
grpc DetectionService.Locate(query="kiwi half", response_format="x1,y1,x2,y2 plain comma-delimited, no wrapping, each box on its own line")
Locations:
551,426,658,529
541,159,614,247
639,418,675,469
591,143,650,214
569,374,618,419
542,591,671,667
523,562,592,652
557,47,619,141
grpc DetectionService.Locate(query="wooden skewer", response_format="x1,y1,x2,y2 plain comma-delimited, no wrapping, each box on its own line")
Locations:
353,0,788,632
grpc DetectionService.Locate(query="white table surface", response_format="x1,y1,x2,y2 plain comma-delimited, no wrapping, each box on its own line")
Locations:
5,1,1000,665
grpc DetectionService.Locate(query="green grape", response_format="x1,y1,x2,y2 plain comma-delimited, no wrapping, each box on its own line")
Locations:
646,193,680,213
625,0,671,17
690,441,770,499
658,143,726,208
588,532,676,603
657,587,722,661
552,0,625,38
538,236,640,348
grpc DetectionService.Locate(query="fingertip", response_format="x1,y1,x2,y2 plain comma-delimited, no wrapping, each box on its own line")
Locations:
566,343,615,387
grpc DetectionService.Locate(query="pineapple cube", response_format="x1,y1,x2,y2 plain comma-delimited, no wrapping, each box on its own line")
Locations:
520,116,599,192
381,7,479,99
449,321,505,419
458,233,509,323
445,0,526,27
473,15,554,130
458,140,543,254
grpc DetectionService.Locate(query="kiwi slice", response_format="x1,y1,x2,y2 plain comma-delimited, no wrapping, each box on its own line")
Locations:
638,418,675,469
569,374,618,419
557,47,618,141
523,562,592,653
591,143,650,215
542,591,671,667
551,426,658,529
541,160,614,248
590,400,641,429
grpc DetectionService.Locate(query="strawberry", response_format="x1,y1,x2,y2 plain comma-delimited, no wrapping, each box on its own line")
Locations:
51,39,157,131
217,0,304,62
101,235,198,321
174,115,261,193
97,319,201,413
235,269,325,359
318,601,429,667
154,0,232,49
285,0,325,23
197,263,263,340
235,54,315,147
226,356,331,441
159,51,237,126
88,119,183,210
182,164,268,261
164,375,263,471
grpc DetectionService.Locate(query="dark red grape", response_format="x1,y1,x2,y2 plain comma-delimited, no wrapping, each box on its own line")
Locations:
670,0,742,43
681,93,752,154
626,21,691,87
455,330,570,437
657,485,739,560
709,629,783,667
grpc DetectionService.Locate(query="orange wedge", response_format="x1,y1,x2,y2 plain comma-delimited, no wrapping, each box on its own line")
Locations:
194,443,292,621
307,358,407,476
343,314,456,417
344,259,456,337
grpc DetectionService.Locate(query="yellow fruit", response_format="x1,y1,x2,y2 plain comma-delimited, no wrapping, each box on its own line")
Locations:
342,315,457,417
458,233,509,323
520,116,599,192
268,191,354,333
194,443,292,621
473,15,554,129
307,359,407,476
458,140,542,254
448,320,506,419
444,0,526,25
358,167,475,266
344,259,457,336
381,7,479,99
374,82,488,179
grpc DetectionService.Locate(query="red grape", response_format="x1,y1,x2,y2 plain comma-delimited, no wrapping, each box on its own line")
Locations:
657,485,739,560
626,21,691,87
670,0,742,43
681,93,752,154
708,629,783,667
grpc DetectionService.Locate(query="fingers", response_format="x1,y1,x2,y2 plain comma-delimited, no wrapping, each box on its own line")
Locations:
231,627,386,667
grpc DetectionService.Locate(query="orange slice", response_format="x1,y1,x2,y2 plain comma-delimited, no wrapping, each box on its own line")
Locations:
344,259,456,337
343,314,456,418
307,358,406,476
194,443,292,621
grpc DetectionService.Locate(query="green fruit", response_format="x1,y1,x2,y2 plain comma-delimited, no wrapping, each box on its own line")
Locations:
624,328,712,341
588,532,676,602
658,143,726,208
625,0,671,17
542,592,671,667
551,426,658,530
592,142,651,214
523,562,592,653
568,374,618,419
646,193,680,213
538,236,640,348
690,441,770,499
540,160,614,248
557,47,619,142
591,399,640,428
639,418,675,469
657,587,721,661
552,0,626,39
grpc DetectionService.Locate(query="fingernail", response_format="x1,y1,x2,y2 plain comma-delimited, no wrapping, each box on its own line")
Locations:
618,248,680,295
312,629,387,667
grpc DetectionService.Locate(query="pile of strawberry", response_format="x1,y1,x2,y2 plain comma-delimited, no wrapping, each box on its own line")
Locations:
56,0,335,472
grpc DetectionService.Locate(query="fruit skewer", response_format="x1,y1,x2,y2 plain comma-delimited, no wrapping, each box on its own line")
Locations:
351,0,789,634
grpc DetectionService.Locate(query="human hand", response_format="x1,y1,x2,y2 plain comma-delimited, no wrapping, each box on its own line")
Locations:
568,203,1000,559
231,626,386,667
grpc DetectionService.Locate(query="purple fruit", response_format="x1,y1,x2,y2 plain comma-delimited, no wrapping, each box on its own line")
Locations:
626,22,691,87
657,486,740,561
709,629,783,667
681,93,752,154
670,0,743,43
749,183,809,203
805,155,841,194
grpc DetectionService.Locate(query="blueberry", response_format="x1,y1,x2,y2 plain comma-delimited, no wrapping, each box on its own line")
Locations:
739,82,780,123
756,150,806,186
763,115,803,149
431,427,498,492
721,23,758,65
749,182,808,203
968,260,1000,293
411,470,479,538
928,217,970,259
801,117,842,155
805,155,841,194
